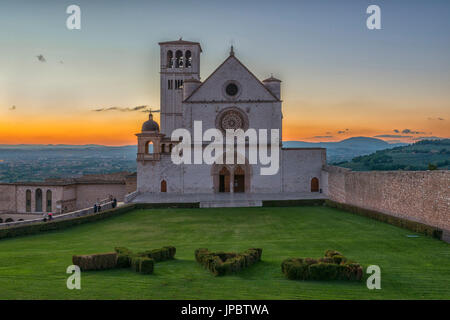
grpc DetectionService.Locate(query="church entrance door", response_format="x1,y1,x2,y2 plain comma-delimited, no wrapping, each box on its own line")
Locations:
219,167,230,192
234,175,245,193
233,166,245,193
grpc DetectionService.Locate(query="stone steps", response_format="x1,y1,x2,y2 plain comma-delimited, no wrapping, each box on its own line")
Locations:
200,200,263,208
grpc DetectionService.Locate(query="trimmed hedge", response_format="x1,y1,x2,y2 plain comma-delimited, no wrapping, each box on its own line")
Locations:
134,203,199,209
325,200,443,239
137,246,176,262
195,248,262,276
114,246,176,267
262,199,325,207
131,256,154,274
72,252,117,271
281,250,363,281
114,247,133,268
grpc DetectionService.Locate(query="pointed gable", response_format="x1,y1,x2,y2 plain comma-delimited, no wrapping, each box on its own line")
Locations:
185,55,279,102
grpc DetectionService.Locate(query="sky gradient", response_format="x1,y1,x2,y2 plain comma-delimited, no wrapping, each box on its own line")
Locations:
0,0,449,145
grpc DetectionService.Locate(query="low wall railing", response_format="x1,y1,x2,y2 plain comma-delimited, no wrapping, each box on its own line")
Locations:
0,198,115,229
124,191,140,203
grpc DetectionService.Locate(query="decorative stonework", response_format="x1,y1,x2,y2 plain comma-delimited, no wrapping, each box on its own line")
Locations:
215,107,249,132
222,80,242,100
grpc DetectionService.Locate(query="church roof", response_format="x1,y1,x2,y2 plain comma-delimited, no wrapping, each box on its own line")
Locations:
263,76,282,83
158,39,203,52
184,52,281,102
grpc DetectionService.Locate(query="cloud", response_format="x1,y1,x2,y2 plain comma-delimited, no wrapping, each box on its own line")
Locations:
36,54,46,62
401,129,426,135
428,117,445,121
337,129,349,134
393,129,399,133
92,105,158,113
9,105,16,111
313,135,333,139
375,134,412,138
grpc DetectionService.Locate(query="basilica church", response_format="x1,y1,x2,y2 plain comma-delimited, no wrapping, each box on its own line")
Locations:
135,39,326,195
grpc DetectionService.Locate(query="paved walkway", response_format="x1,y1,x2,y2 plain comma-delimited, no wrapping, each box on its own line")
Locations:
132,192,327,204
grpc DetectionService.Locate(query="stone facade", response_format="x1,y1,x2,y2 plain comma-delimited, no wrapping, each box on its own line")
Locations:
324,166,450,230
137,39,326,195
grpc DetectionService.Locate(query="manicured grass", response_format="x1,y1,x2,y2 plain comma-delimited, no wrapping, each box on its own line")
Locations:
0,206,448,299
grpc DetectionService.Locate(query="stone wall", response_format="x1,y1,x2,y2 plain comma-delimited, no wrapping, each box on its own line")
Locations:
0,185,16,213
281,148,326,193
324,166,450,230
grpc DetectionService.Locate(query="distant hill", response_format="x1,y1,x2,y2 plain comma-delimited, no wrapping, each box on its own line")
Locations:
283,137,407,163
2,137,444,183
334,139,450,171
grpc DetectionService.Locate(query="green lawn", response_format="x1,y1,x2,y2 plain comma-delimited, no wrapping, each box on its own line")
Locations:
0,206,449,299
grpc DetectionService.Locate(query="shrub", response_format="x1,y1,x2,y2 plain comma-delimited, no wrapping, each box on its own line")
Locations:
131,256,154,274
281,250,363,281
136,246,176,262
72,252,117,271
114,247,133,268
195,248,262,276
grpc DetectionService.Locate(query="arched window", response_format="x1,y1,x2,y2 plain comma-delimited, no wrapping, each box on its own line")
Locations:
46,190,52,212
160,144,165,153
175,50,183,68
311,177,319,192
161,180,167,192
145,141,154,154
35,189,43,212
5,218,13,223
167,50,173,68
26,189,31,212
185,50,192,68
0,218,3,223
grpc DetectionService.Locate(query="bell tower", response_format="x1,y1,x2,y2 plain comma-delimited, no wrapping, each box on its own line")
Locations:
159,38,202,136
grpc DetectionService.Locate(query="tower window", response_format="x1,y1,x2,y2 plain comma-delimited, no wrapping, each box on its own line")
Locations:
175,50,183,68
168,79,173,90
167,50,173,68
185,50,192,68
175,79,183,89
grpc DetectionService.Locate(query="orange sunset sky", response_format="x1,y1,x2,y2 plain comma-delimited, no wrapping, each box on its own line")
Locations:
1,1,449,146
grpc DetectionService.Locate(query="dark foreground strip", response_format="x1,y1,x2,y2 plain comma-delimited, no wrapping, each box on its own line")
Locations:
0,300,446,319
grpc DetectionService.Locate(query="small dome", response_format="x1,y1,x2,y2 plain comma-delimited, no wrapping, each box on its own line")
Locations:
142,113,159,132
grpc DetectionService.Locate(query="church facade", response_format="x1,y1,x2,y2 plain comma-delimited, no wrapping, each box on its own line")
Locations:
136,39,326,195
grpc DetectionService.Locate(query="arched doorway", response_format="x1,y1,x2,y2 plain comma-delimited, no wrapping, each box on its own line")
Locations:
26,189,31,212
161,180,167,192
219,167,230,193
35,189,43,212
46,190,52,212
233,166,245,193
311,177,319,192
0,218,3,223
5,218,13,223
